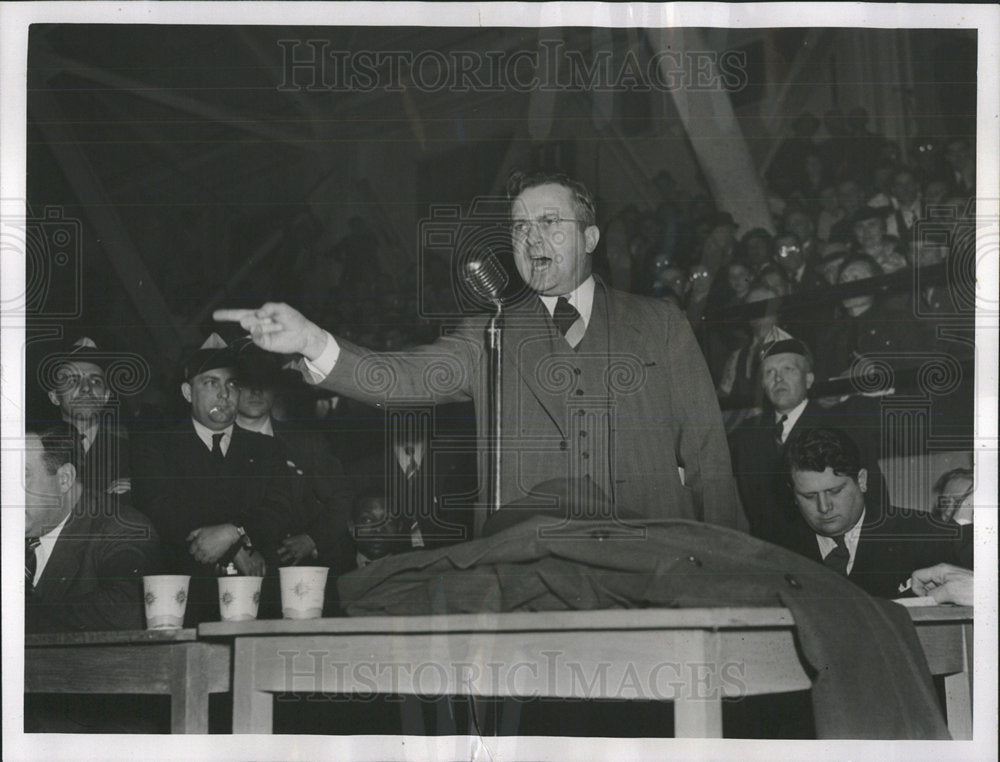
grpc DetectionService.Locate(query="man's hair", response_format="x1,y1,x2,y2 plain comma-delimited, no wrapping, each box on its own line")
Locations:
506,169,596,229
933,467,973,495
27,422,82,476
837,252,883,281
785,427,862,481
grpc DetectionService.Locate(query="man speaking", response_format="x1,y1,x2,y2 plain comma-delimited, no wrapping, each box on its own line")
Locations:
217,170,744,536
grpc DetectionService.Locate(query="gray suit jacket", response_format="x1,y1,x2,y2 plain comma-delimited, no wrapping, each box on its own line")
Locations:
306,278,744,536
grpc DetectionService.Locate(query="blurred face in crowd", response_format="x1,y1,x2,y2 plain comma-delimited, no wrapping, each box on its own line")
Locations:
24,434,74,538
182,367,238,430
237,384,276,422
792,466,868,537
662,266,689,300
786,211,815,245
762,352,813,414
746,285,779,336
759,269,790,298
892,170,920,207
351,496,407,561
945,139,972,173
511,183,599,297
836,181,863,215
936,473,974,524
872,243,909,275
726,262,752,300
852,216,885,252
775,235,804,277
838,260,877,315
821,254,846,285
923,179,949,207
915,241,949,268
47,360,109,426
744,235,772,269
819,186,840,215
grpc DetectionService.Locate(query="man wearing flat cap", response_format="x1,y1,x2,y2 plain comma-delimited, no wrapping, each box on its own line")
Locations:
130,334,290,625
42,336,130,499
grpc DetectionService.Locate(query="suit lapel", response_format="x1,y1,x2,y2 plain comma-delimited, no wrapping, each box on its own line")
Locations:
34,511,92,600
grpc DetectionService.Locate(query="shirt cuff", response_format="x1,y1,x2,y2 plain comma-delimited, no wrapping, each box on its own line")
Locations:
302,331,340,381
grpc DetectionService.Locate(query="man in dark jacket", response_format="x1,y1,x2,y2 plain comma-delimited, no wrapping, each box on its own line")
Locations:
25,423,162,633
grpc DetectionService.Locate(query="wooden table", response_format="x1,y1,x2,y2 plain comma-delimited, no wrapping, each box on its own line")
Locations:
199,605,972,738
25,628,231,733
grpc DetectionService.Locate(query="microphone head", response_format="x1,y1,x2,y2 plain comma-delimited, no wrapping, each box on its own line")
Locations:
463,253,509,304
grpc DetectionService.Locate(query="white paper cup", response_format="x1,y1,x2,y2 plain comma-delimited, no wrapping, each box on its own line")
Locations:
143,575,191,629
279,566,329,619
217,576,263,622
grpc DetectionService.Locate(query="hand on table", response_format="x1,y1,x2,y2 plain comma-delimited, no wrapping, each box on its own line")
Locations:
909,563,973,606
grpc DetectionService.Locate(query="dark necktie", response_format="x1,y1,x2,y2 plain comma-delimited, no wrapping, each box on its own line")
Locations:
553,297,581,338
823,534,850,576
211,432,226,463
774,414,788,446
26,537,40,592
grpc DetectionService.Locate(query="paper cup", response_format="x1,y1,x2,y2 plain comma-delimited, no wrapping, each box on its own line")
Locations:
217,576,263,622
279,566,329,619
143,575,191,629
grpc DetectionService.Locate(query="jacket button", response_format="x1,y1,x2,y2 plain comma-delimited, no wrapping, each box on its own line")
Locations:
575,389,584,396
687,555,702,567
785,574,801,589
559,440,567,451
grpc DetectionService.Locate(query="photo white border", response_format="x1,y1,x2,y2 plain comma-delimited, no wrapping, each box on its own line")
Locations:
2,3,997,761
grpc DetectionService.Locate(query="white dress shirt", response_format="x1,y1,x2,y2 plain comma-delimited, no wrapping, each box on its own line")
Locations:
191,418,233,456
33,511,71,586
816,510,865,575
777,398,809,443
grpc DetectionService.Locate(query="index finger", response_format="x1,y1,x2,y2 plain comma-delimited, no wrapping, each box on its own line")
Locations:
213,308,256,323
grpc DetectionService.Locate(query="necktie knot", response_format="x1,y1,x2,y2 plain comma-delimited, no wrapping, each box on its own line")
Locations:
824,534,850,576
553,297,581,337
774,414,788,444
211,432,225,461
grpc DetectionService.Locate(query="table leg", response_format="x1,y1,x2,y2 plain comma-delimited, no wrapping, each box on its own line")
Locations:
674,697,723,738
943,623,973,740
233,638,273,734
170,644,209,733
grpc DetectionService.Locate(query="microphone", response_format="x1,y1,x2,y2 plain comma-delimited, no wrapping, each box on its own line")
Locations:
463,252,509,304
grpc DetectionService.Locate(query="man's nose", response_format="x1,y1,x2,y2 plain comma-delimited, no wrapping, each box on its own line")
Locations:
78,376,92,393
817,493,832,514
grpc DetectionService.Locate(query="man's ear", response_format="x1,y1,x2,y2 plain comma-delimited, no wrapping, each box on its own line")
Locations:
584,225,600,254
56,463,76,494
857,468,868,493
181,381,192,404
47,390,60,407
806,372,815,390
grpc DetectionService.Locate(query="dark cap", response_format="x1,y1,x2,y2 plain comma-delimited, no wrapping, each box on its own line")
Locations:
183,333,235,381
760,338,813,364
52,336,108,370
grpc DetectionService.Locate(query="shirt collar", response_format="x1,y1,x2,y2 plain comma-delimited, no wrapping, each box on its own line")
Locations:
74,421,100,452
538,275,595,329
236,415,273,437
33,511,72,586
191,418,234,452
816,509,865,573
777,398,810,441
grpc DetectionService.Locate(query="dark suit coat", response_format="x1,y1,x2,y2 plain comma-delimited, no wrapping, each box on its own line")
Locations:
272,419,354,569
26,495,164,633
338,516,949,740
77,416,129,497
306,277,744,537
777,505,960,599
730,400,829,544
130,421,291,572
349,445,478,549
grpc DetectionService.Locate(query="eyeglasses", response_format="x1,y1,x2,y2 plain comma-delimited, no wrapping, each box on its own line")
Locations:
509,214,579,238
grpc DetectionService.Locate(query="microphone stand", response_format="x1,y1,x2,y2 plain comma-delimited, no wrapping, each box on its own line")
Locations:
487,299,503,517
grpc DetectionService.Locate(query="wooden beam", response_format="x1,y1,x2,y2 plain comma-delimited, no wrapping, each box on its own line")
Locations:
650,28,775,234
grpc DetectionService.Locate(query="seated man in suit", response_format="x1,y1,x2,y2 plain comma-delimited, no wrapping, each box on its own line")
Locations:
25,422,163,633
348,492,417,569
931,467,974,570
235,347,355,575
783,427,951,598
42,337,130,498
130,334,289,625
